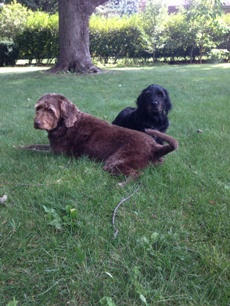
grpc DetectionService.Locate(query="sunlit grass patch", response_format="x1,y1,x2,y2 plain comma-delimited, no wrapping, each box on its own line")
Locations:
0,64,229,305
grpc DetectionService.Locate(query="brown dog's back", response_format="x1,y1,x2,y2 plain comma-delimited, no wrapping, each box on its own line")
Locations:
48,112,177,179
33,94,178,184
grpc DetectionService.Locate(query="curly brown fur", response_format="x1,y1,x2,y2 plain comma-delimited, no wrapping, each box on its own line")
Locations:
112,84,172,144
34,93,178,184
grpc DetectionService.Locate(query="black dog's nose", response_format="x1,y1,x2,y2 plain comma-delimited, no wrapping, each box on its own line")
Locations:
152,101,159,106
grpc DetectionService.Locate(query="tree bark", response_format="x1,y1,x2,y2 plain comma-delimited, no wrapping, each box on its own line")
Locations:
48,0,107,74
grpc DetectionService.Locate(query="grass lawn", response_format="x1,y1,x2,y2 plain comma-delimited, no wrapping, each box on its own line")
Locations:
0,63,229,306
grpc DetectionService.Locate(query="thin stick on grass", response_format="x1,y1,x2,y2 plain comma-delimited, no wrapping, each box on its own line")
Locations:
14,144,51,153
0,181,61,187
112,184,141,238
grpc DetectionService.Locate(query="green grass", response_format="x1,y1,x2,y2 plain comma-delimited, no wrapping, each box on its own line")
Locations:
0,64,229,306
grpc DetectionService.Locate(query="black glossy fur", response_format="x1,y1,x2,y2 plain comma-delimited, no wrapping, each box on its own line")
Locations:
112,84,172,144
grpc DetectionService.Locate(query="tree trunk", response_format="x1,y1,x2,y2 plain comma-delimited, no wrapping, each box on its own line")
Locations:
199,46,203,64
152,44,156,63
48,0,107,74
190,44,194,64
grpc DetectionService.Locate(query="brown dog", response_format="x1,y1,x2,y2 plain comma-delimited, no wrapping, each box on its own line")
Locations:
34,94,178,184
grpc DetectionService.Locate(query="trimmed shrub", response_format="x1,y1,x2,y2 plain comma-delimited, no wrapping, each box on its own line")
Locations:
14,12,58,64
90,15,143,63
0,1,32,41
2,4,229,65
15,28,58,64
0,41,19,66
207,48,229,63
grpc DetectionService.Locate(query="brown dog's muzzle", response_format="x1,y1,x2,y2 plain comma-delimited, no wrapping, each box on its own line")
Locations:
34,120,41,129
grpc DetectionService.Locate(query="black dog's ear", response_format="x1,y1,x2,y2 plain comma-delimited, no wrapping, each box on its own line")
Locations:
164,89,172,114
136,90,145,108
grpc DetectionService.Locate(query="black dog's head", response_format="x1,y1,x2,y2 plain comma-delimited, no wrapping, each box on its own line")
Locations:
136,84,172,117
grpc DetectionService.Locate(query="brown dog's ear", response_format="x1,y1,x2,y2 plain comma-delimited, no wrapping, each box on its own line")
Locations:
59,97,79,128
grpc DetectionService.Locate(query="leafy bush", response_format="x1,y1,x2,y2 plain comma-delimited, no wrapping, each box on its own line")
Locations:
14,12,58,64
216,15,230,54
2,1,229,65
0,0,32,40
15,28,58,64
90,15,143,63
207,48,229,63
89,12,227,64
0,41,19,66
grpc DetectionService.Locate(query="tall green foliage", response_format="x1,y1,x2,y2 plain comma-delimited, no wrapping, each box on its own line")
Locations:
0,0,32,40
1,0,229,65
163,13,195,61
182,0,224,63
90,15,143,63
3,0,57,12
139,0,168,62
219,14,230,53
0,41,19,66
14,11,58,64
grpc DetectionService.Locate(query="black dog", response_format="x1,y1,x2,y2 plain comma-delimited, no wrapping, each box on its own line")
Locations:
112,84,172,144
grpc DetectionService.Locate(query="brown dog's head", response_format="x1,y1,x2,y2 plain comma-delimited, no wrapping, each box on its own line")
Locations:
34,94,79,131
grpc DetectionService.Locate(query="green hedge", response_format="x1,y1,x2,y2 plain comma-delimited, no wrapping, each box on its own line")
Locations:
89,15,145,63
4,11,230,65
0,42,19,66
15,28,58,64
13,11,58,64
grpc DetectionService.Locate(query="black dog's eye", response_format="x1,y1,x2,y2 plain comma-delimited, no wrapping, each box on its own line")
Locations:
145,93,151,98
157,92,163,98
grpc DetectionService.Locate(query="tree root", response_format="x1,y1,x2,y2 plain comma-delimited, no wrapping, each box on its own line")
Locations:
46,63,102,74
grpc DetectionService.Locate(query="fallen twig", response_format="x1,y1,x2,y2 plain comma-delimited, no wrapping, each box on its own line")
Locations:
112,184,141,238
0,181,61,187
14,144,51,153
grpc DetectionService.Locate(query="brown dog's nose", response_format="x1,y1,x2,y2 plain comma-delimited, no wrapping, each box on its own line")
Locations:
34,120,41,129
